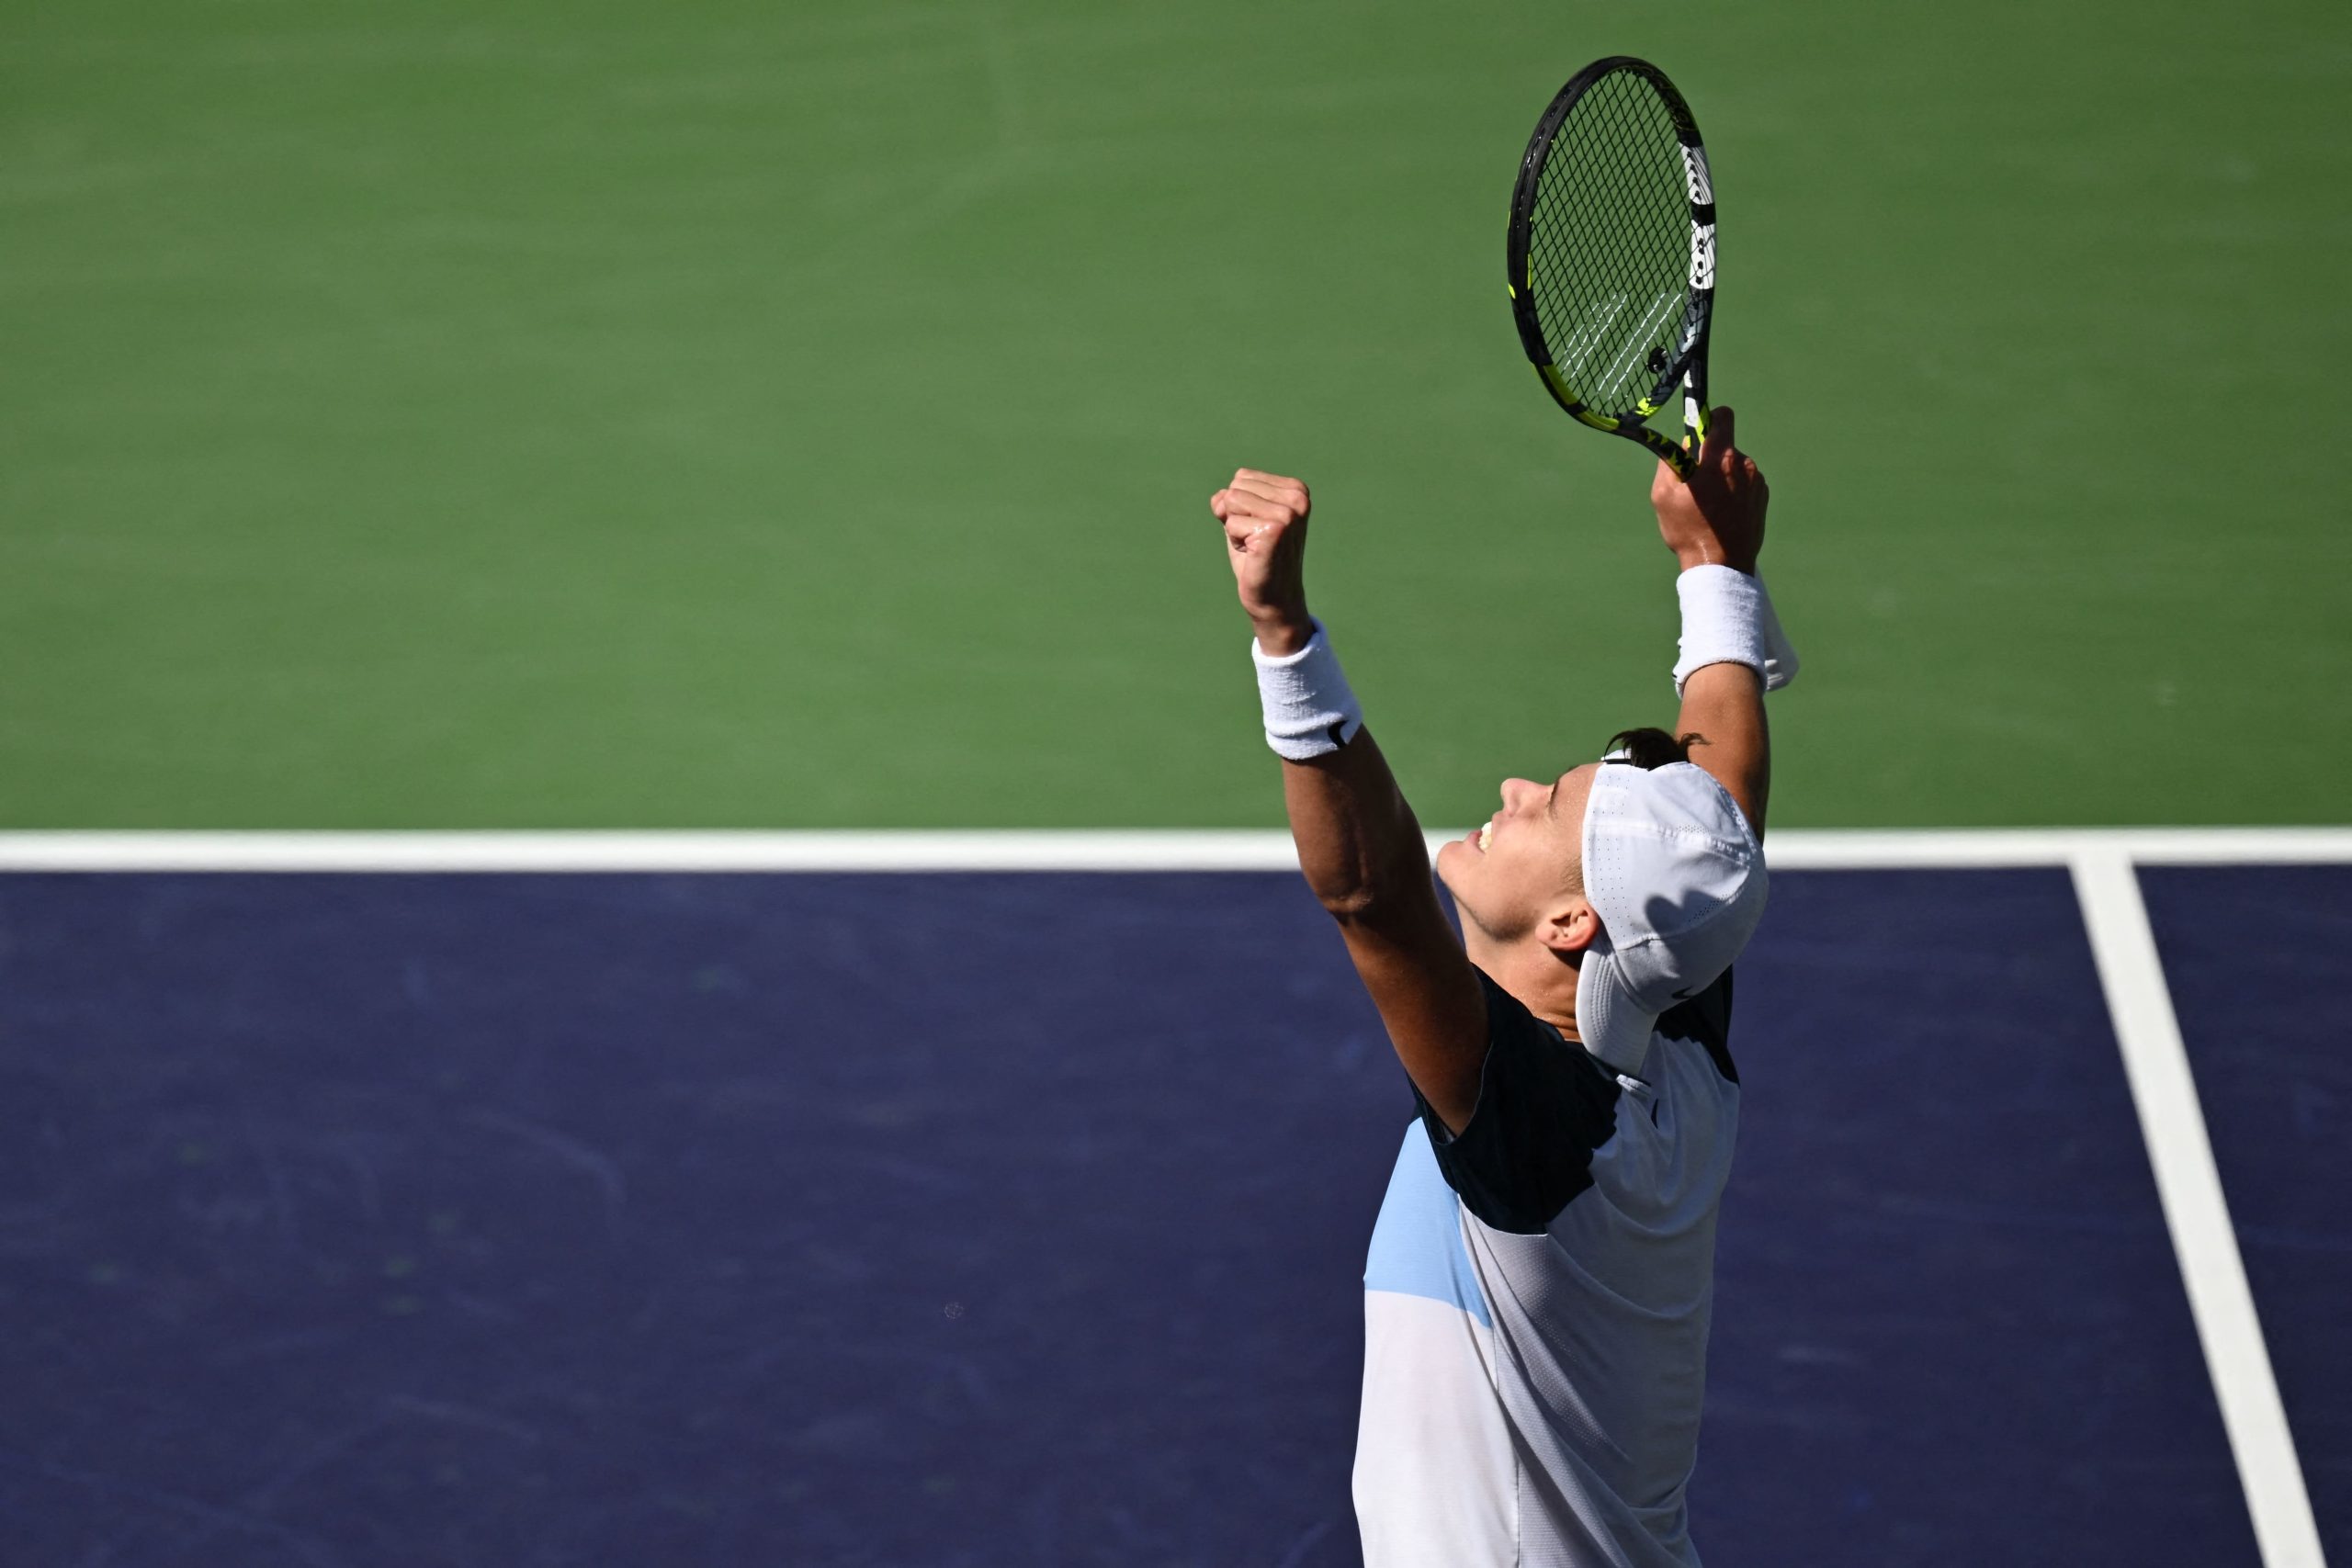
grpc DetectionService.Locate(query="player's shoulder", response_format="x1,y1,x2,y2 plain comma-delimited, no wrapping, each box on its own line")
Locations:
1415,966,1625,1234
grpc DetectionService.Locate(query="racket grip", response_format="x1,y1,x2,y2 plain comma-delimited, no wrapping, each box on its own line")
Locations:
1682,386,1710,457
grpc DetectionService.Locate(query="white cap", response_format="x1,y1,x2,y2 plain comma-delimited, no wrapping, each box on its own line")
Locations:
1575,760,1768,1076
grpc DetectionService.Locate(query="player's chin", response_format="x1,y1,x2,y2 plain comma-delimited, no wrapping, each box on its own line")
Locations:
1433,838,1469,886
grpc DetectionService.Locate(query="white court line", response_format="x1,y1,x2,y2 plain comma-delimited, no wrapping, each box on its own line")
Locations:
0,825,2347,872
2071,850,2328,1568
0,830,1304,874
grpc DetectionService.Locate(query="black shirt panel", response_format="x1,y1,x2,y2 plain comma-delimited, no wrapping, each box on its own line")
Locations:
1411,967,1623,1235
1656,967,1738,1085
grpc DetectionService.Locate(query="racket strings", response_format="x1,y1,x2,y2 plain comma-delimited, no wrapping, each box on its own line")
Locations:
1525,71,1692,416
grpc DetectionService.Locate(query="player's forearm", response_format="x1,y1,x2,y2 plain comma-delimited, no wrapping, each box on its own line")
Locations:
1675,661,1770,835
1252,606,1430,916
1650,413,1783,839
1280,728,1431,919
1216,473,1433,913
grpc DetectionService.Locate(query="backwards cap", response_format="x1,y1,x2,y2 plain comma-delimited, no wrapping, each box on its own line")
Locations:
1575,760,1767,1076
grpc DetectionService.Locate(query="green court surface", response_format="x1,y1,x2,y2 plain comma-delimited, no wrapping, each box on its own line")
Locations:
5,0,2346,829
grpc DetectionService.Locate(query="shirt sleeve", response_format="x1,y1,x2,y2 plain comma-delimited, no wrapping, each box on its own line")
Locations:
1409,966,1626,1235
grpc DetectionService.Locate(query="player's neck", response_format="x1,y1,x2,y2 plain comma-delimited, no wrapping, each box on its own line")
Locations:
1465,930,1584,1043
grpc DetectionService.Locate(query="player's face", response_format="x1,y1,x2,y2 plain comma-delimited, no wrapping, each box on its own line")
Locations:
1436,763,1599,944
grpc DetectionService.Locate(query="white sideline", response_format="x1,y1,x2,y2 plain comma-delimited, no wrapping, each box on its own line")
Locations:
0,825,2346,872
2071,851,2327,1568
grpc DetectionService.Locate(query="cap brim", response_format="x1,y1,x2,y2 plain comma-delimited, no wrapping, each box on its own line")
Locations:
1575,936,1659,1077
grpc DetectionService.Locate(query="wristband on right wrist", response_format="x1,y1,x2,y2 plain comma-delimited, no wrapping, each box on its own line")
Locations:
1252,617,1364,760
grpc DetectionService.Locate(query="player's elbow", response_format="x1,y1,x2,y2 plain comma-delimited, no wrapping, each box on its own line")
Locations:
1314,883,1384,921
1306,853,1430,926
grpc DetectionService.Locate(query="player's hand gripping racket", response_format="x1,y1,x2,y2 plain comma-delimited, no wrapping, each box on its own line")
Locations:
1507,57,1715,478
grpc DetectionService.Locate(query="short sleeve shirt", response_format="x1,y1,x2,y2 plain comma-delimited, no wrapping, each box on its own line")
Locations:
1353,966,1741,1567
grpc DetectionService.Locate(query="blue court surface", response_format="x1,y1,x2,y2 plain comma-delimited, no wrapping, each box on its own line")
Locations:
0,853,2343,1567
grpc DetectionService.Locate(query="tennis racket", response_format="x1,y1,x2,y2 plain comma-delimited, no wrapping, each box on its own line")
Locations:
1507,57,1715,478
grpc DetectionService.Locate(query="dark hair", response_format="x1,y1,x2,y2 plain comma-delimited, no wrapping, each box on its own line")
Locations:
1603,727,1696,770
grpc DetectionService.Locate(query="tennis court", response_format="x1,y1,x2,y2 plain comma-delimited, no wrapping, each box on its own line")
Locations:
5,0,2347,1562
1,832,2344,1564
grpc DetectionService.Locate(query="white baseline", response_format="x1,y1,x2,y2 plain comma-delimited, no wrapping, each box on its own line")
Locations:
0,825,2347,873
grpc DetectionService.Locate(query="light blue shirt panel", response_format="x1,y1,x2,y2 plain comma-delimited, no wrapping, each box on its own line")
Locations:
1363,1120,1491,1328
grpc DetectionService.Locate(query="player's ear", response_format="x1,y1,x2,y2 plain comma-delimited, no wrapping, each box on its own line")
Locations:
1536,901,1601,956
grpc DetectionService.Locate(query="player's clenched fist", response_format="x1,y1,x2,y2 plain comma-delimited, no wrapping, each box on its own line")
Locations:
1212,468,1314,655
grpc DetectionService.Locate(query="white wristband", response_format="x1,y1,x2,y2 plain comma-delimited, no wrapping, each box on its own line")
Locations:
1672,565,1801,697
1253,618,1363,760
1754,574,1801,692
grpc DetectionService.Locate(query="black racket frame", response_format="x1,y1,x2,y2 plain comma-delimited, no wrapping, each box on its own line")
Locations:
1507,56,1715,478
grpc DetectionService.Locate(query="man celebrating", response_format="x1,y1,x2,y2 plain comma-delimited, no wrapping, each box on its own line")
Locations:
1210,412,1793,1566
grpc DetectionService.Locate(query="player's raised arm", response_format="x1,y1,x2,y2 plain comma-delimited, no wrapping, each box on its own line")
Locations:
1650,407,1792,837
1210,470,1487,1133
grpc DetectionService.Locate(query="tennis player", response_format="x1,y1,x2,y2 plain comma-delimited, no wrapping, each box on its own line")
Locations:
1211,410,1794,1565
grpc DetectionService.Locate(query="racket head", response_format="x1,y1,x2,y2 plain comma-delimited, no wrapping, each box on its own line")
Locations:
1507,57,1715,472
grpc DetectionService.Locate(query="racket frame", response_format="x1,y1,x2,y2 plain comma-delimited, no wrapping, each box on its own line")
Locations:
1507,56,1715,478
